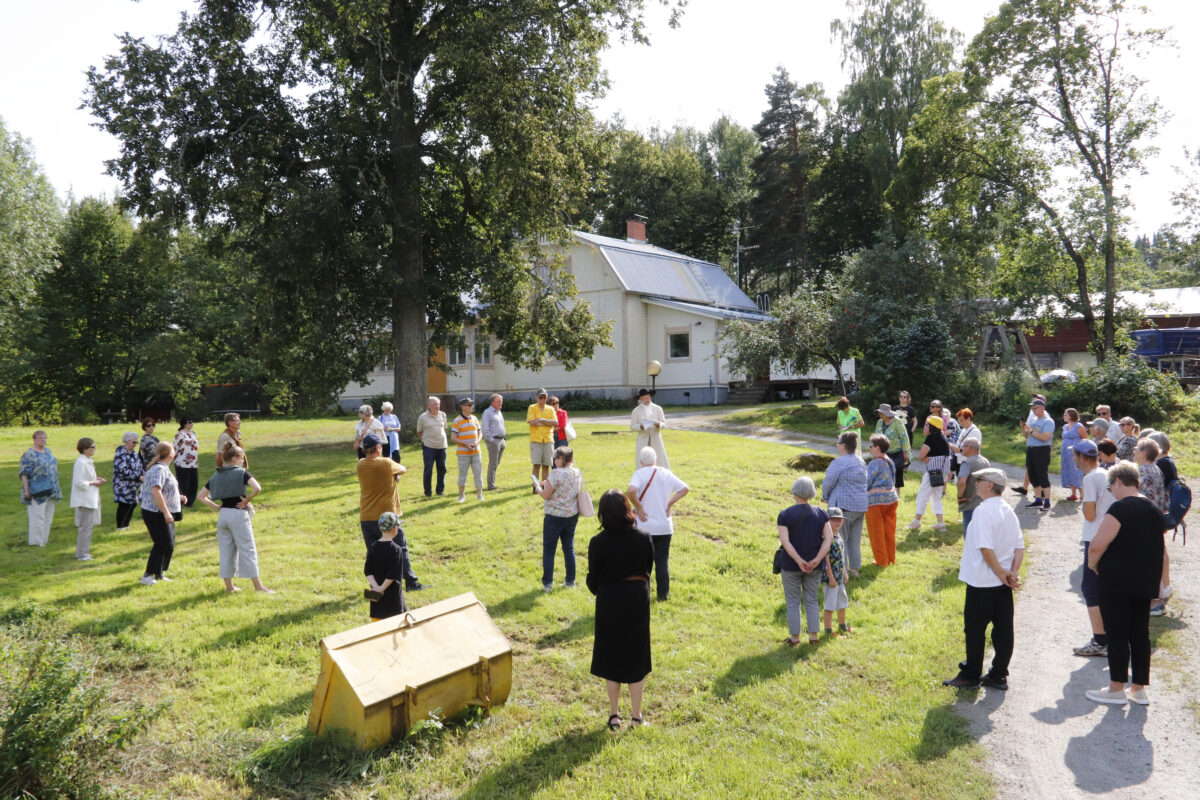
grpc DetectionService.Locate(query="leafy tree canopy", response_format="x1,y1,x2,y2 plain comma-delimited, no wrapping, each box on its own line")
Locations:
86,1,679,424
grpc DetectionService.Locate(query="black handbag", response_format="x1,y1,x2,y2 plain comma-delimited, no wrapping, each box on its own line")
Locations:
928,468,945,488
772,547,786,574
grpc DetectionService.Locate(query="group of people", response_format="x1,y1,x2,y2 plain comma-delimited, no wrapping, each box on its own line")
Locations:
18,413,271,594
355,386,680,729
20,381,1184,725
824,390,1182,706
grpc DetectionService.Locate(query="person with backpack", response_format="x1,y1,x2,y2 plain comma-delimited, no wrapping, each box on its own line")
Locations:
1148,432,1185,616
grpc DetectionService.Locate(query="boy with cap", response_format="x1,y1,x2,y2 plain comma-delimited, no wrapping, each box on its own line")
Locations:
364,511,407,621
823,507,853,637
451,397,484,503
944,468,1024,690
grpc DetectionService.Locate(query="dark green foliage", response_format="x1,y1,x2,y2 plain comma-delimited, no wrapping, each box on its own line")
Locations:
1047,358,1185,423
586,118,757,271
556,391,631,411
0,617,156,799
744,71,829,293
84,0,653,430
856,317,955,411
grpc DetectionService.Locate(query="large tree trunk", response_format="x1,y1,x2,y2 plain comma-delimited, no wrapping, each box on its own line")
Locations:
391,129,427,434
387,20,428,435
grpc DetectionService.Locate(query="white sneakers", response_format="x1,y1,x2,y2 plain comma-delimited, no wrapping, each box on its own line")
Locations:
907,520,921,530
139,575,156,586
1086,686,1150,705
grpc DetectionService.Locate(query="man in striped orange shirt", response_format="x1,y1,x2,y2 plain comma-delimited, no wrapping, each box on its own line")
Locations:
451,398,484,503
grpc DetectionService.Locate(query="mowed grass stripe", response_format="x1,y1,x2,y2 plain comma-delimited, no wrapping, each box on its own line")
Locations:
0,420,991,799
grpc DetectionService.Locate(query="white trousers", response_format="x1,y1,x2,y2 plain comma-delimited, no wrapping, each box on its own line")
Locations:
217,507,260,579
27,500,56,546
74,506,101,557
914,472,944,518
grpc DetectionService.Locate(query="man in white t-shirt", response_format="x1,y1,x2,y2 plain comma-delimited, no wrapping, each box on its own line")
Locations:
626,446,689,601
1072,440,1115,657
944,468,1025,690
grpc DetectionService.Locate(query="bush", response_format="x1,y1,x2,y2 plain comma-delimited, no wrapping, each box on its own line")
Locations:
0,614,157,799
556,391,630,411
265,379,297,416
1047,357,1185,423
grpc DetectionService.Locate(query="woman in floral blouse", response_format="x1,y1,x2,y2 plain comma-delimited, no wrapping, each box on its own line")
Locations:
173,418,200,518
139,418,160,467
1134,439,1168,515
113,432,144,531
20,430,62,546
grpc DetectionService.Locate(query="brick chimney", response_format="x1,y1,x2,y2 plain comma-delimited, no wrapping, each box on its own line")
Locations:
625,215,648,244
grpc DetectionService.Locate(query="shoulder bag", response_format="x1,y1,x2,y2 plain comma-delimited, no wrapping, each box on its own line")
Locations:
565,421,578,441
576,472,595,517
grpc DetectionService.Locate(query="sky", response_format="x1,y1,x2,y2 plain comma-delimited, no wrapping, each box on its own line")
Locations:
2,0,1198,236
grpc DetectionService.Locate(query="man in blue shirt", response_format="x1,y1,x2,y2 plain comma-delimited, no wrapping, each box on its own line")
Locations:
1021,398,1055,509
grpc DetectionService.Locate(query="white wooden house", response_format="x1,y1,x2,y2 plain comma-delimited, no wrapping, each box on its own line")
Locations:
340,220,772,408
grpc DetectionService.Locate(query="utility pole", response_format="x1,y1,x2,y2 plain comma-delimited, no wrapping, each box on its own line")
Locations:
732,219,758,292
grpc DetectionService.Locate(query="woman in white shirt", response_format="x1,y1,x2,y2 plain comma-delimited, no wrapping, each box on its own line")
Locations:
70,437,106,561
626,447,689,601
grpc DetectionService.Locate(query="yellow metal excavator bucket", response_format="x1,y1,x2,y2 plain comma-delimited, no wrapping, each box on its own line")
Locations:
307,592,512,749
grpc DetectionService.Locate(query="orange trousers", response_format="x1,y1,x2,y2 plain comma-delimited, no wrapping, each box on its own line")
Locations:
866,502,898,566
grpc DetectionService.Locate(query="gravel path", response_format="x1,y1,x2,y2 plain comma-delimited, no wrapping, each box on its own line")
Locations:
579,409,1200,797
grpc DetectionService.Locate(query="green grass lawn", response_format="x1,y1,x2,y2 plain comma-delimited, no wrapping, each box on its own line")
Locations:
1,420,993,799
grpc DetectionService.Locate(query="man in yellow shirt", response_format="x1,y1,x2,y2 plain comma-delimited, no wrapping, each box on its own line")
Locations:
527,388,558,487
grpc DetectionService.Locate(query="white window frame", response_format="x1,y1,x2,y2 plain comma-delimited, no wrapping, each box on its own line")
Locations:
666,326,692,362
445,332,493,368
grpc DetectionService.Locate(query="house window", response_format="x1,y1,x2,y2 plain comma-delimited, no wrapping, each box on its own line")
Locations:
446,337,469,367
667,327,691,361
375,352,394,373
474,336,492,366
446,333,492,367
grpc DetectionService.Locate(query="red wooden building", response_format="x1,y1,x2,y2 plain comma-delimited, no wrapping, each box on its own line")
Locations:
1020,288,1200,372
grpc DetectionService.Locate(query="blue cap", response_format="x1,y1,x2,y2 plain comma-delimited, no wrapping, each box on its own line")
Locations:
1071,439,1099,457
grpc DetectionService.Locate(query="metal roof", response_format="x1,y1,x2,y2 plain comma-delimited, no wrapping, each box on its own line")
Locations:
572,230,760,311
641,296,773,322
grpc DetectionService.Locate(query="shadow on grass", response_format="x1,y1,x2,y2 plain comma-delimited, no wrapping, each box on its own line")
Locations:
201,597,352,652
72,590,227,637
535,615,595,649
487,589,545,619
460,728,609,800
711,638,818,701
914,703,975,763
244,687,315,728
241,727,397,799
929,564,960,593
897,523,961,554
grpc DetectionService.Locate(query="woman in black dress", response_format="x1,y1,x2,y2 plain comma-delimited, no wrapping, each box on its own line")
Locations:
588,489,654,730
